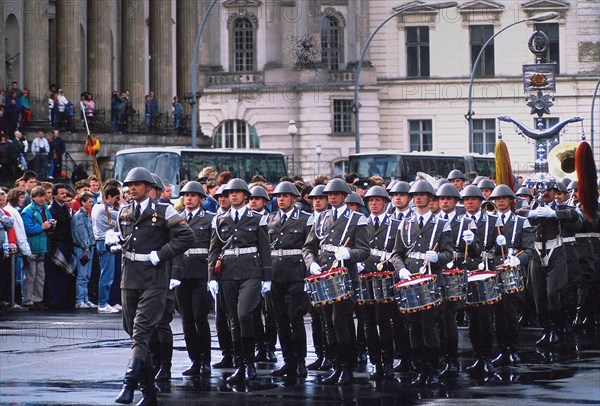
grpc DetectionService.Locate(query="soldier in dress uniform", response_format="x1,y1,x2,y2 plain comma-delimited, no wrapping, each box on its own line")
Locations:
361,186,403,381
477,179,495,202
267,181,313,378
248,186,278,363
112,167,194,405
302,178,370,385
447,169,467,193
171,181,214,377
391,180,454,386
388,181,413,221
488,185,535,366
517,180,580,346
436,184,479,379
208,178,272,385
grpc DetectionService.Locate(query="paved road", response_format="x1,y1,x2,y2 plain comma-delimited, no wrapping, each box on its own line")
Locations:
1,310,599,405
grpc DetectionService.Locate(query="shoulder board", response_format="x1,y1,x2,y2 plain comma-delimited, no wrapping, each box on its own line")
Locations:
357,215,369,226
259,214,268,226
164,204,179,219
306,215,314,227
301,210,312,216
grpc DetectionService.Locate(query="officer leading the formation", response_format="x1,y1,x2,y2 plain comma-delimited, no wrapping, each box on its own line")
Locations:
111,167,194,405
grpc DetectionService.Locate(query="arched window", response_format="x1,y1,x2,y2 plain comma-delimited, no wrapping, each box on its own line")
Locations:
233,18,254,72
213,120,259,149
321,16,343,71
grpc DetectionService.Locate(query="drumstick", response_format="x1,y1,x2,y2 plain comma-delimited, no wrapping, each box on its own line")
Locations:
495,250,526,269
496,226,505,260
329,237,352,271
419,242,439,275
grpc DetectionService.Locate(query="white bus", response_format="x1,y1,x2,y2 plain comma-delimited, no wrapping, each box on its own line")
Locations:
114,147,288,194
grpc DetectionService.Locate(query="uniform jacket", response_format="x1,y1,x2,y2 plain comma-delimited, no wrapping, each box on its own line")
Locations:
302,207,370,281
267,207,312,282
391,212,453,275
117,200,194,290
172,208,214,280
493,211,535,268
364,215,403,273
22,201,53,254
208,208,272,281
443,213,481,270
517,201,580,242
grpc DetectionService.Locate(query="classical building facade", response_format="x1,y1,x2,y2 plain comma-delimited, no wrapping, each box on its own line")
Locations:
2,0,599,178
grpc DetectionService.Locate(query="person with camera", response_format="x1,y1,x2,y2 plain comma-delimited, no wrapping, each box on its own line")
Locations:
72,192,96,309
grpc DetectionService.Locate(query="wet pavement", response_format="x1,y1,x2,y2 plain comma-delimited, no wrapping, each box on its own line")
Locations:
1,310,599,405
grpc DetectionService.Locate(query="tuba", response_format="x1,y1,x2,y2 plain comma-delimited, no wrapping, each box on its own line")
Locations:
548,141,579,181
482,201,497,215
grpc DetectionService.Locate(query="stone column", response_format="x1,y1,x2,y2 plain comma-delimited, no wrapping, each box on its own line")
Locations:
149,0,174,115
176,0,198,114
121,0,145,116
56,0,81,102
87,0,113,115
23,0,50,122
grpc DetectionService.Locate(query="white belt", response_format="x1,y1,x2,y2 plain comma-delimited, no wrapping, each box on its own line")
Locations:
185,248,209,256
123,251,151,262
370,248,392,258
223,247,258,256
591,233,600,238
535,238,562,267
408,252,426,260
271,249,303,257
575,233,594,239
562,237,576,243
321,244,339,253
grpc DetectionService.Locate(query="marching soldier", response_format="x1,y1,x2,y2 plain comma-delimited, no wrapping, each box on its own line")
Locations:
391,180,454,386
208,178,272,385
517,180,580,346
488,185,535,366
477,179,496,201
112,167,194,405
388,181,413,221
436,183,479,379
361,186,403,381
267,181,313,378
447,169,467,193
302,178,370,385
171,181,215,377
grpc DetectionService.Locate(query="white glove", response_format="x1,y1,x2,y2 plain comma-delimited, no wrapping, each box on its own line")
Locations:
477,262,485,270
537,206,557,218
208,280,219,299
169,279,181,290
357,262,365,272
309,262,322,275
462,230,475,244
105,229,122,246
496,235,507,246
149,251,160,265
504,255,521,267
335,247,350,261
261,281,272,295
425,250,438,263
397,268,411,280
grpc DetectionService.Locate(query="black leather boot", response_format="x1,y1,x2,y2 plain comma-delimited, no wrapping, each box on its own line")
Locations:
297,360,308,378
244,337,257,381
182,361,200,377
213,351,233,369
226,342,246,385
337,351,353,385
548,315,562,346
410,348,427,386
306,357,323,370
154,364,171,382
394,358,411,373
369,363,383,381
266,348,278,363
440,357,459,378
572,306,587,328
425,350,441,386
466,356,485,376
115,358,143,404
383,360,395,380
320,344,341,385
136,367,158,406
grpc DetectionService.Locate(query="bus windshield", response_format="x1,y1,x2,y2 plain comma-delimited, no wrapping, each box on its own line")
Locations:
348,155,400,179
114,151,180,191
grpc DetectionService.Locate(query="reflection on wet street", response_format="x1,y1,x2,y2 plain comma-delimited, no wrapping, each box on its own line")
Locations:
1,312,599,404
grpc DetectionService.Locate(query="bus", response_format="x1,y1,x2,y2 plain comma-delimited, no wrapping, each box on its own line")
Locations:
348,151,495,182
114,147,288,194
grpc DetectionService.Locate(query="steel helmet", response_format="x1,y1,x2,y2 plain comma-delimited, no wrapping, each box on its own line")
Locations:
388,181,411,195
345,192,365,207
386,180,398,192
273,181,300,196
180,181,207,197
308,184,327,198
447,169,466,180
491,184,517,199
471,176,485,186
213,184,227,198
562,177,572,188
556,181,568,193
567,180,578,191
364,186,390,202
323,178,351,195
436,183,462,199
249,186,270,201
515,186,532,198
461,185,485,199
477,179,495,190
224,178,251,195
408,180,435,196
151,173,164,190
438,178,450,186
123,167,155,186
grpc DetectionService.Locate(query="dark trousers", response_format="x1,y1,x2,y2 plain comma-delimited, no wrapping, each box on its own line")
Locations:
468,305,494,356
323,298,355,346
44,242,74,310
362,302,395,364
221,278,261,341
122,288,167,362
215,291,232,355
175,278,212,363
253,293,277,350
270,281,309,362
391,309,411,359
408,307,441,350
149,290,175,368
309,305,327,357
440,300,463,359
495,292,522,350
530,249,567,324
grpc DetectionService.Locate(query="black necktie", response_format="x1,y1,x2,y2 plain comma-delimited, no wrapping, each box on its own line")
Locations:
234,210,239,224
419,216,424,229
501,214,506,225
397,212,403,221
374,216,380,230
471,215,476,222
333,210,338,222
134,203,141,220
281,214,287,225
444,213,449,220
187,212,193,223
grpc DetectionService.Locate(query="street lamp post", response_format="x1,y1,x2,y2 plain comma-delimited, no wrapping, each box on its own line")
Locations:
466,12,559,145
591,78,600,151
353,1,458,154
288,120,298,176
190,0,219,148
316,144,322,174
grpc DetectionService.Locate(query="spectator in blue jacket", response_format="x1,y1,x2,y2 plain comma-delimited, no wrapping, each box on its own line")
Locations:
72,192,96,309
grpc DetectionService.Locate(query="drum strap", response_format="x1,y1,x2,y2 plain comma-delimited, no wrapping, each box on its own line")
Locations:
510,215,518,247
383,220,393,252
483,214,490,248
455,217,465,249
339,211,355,246
429,218,440,250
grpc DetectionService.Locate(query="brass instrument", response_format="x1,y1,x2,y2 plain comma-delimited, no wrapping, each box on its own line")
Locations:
482,201,497,215
548,141,579,181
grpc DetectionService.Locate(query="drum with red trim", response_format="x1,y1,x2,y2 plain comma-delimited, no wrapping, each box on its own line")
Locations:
358,271,396,305
440,269,467,302
466,271,502,306
393,275,442,314
499,266,525,294
304,267,352,307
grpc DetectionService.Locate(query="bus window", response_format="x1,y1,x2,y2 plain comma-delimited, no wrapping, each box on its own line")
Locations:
114,151,180,190
472,157,495,177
